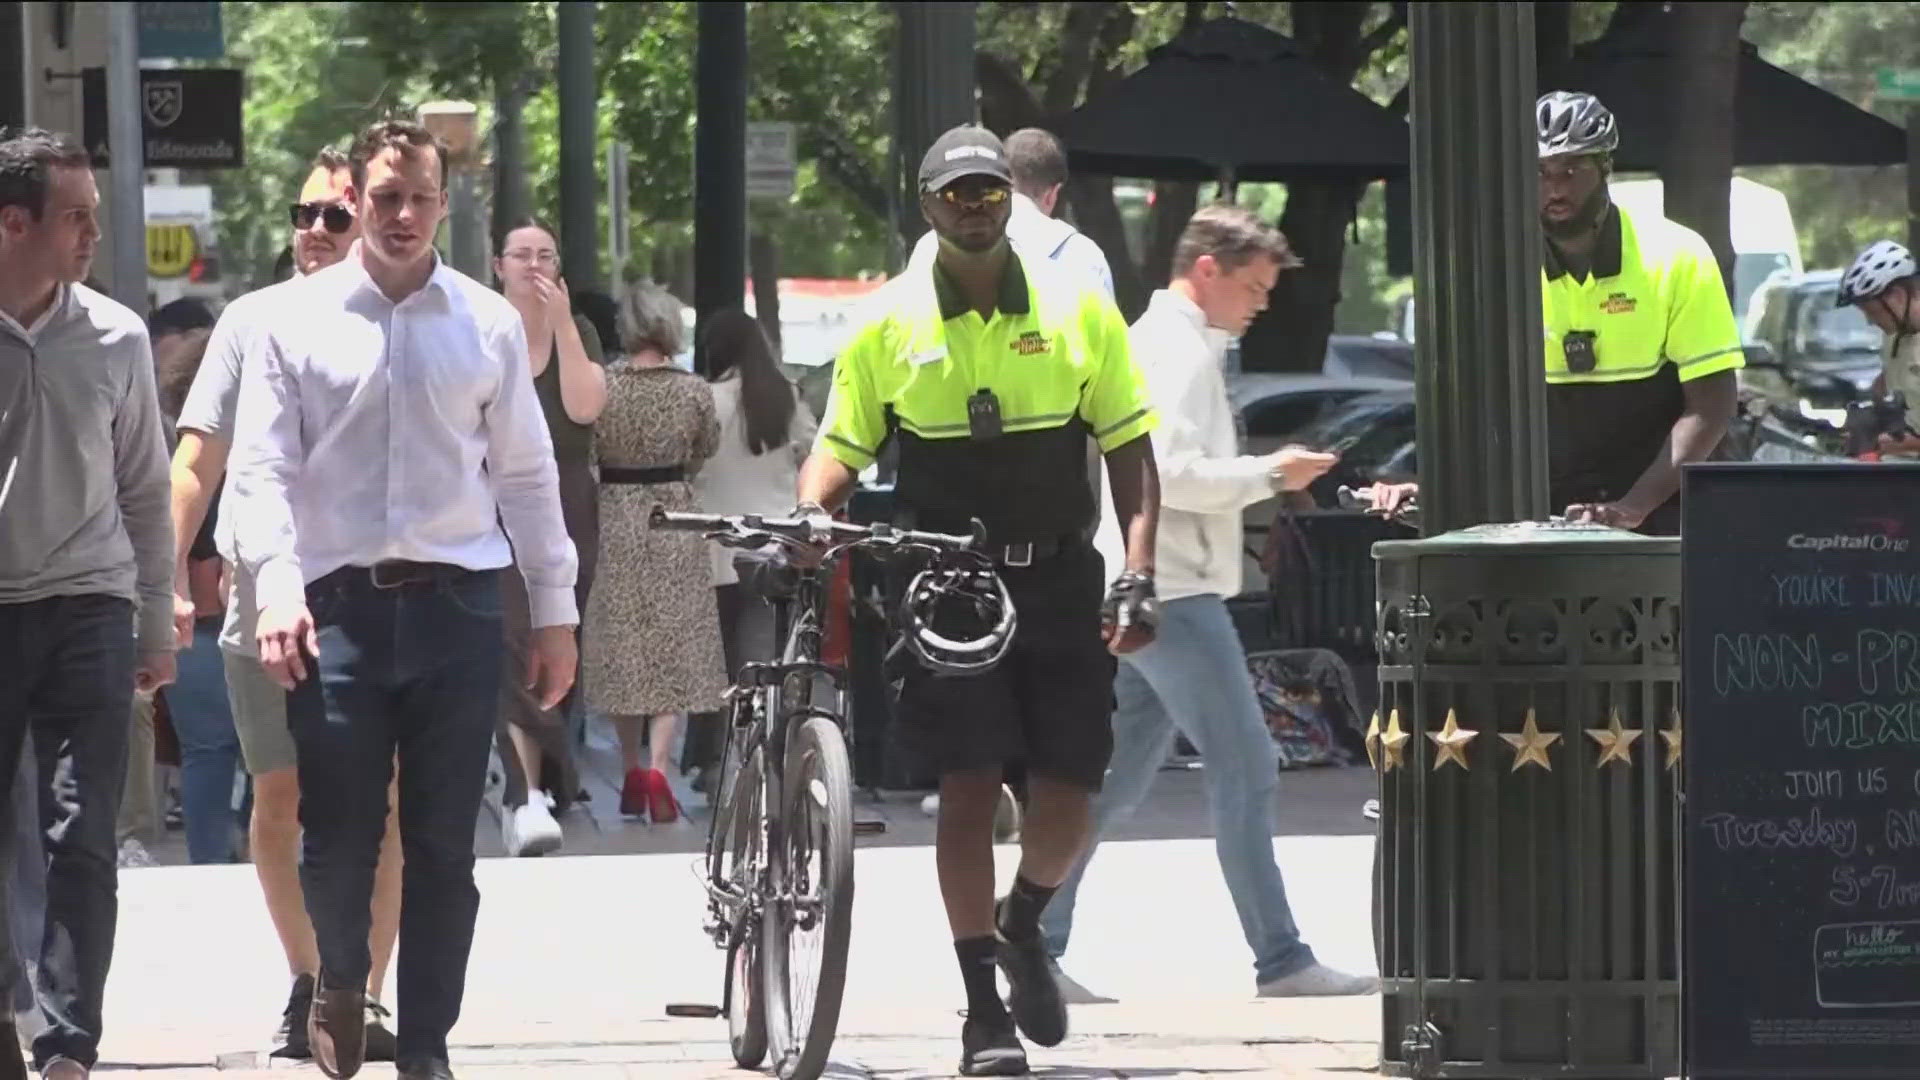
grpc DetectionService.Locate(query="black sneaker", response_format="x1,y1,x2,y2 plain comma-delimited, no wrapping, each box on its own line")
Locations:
269,974,314,1059
994,899,1068,1048
363,1001,397,1062
959,1013,1028,1076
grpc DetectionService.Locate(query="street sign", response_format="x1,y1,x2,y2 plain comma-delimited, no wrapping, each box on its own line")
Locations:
746,121,797,200
1683,463,1920,1080
1875,67,1920,102
145,223,198,279
137,1,223,59
81,68,243,168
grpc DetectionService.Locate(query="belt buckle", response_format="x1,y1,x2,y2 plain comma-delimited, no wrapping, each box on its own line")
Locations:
1003,542,1033,568
369,561,418,590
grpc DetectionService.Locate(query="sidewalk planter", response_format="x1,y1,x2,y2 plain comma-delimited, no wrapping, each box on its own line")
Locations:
1372,524,1679,1078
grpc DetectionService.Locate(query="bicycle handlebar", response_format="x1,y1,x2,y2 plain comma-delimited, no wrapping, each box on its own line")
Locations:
649,508,984,558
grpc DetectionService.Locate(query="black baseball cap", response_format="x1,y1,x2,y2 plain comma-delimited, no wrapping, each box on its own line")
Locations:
918,126,1013,194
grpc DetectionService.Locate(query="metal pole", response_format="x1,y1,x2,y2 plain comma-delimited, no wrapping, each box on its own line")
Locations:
1,2,24,130
448,169,483,279
491,80,530,251
892,2,975,262
104,0,145,312
607,141,629,302
1408,1,1548,534
556,0,598,290
693,0,747,377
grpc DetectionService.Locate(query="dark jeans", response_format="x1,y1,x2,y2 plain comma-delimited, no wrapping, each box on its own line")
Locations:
169,616,241,863
0,594,135,1070
286,568,505,1062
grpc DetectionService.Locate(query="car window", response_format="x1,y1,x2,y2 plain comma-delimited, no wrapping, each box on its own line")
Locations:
1242,392,1357,440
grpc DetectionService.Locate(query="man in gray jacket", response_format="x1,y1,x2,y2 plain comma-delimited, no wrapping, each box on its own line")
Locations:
0,127,176,1080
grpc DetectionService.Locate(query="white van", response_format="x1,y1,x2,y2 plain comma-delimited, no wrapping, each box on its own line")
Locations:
1388,177,1803,345
1606,176,1803,329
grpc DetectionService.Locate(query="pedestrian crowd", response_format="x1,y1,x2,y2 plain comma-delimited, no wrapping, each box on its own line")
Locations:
9,84,1888,1080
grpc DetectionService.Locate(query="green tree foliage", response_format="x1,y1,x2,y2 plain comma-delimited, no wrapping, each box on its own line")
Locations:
200,1,426,288
1743,1,1916,269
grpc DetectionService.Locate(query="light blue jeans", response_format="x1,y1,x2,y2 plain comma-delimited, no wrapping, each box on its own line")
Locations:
168,617,241,864
1040,593,1316,985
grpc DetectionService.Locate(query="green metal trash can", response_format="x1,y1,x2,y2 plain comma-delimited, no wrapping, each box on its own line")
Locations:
1372,522,1680,1078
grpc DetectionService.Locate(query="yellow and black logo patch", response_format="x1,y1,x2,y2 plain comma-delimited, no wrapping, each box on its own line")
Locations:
1011,330,1051,356
1602,291,1637,314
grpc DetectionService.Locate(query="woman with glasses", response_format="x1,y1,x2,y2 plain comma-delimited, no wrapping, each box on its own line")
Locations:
490,219,609,856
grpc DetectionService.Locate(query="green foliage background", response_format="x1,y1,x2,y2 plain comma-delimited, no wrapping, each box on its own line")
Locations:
192,1,1914,334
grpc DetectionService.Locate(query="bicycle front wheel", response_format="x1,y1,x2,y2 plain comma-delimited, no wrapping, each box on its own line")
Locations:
722,752,768,1069
761,716,855,1080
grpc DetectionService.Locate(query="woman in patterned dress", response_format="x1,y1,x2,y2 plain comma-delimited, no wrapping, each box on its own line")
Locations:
587,284,727,822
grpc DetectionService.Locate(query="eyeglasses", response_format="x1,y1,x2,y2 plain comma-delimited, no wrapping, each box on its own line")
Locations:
290,201,354,234
936,185,1011,207
502,249,560,266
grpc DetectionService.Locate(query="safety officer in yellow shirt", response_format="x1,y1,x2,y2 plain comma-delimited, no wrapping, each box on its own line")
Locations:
795,125,1161,1076
1368,91,1743,535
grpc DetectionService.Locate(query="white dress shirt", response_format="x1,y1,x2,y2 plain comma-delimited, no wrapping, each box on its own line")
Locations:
693,373,818,586
1095,288,1271,601
910,192,1115,300
228,248,580,628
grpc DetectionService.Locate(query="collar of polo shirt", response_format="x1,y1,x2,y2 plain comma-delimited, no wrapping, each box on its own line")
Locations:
930,250,1032,322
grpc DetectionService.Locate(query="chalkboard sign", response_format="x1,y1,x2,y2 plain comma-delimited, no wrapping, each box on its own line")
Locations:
1684,463,1920,1079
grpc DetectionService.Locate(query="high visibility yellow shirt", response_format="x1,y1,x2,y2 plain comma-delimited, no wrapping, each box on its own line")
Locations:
819,250,1155,544
1542,204,1743,512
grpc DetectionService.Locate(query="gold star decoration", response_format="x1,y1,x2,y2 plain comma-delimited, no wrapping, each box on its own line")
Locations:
1500,708,1561,772
1661,709,1683,771
1586,710,1643,767
1427,709,1479,771
1365,712,1381,770
1380,709,1410,772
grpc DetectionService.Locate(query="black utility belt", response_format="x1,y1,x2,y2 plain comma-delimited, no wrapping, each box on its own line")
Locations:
322,560,475,591
602,465,688,485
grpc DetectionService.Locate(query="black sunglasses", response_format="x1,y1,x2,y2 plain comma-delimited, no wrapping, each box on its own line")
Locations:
290,201,354,234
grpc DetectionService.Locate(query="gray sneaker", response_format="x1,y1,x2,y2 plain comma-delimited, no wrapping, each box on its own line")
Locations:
1257,963,1380,997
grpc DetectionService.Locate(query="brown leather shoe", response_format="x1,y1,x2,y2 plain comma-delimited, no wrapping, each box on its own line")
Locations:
37,1056,83,1080
306,978,367,1079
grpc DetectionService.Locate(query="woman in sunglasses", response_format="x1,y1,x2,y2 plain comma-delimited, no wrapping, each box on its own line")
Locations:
489,218,609,857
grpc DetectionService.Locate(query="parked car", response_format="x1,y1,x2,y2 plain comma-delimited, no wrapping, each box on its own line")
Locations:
1227,373,1410,456
1742,269,1884,427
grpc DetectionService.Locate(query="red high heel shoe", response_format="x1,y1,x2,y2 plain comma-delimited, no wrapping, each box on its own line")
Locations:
645,769,680,824
621,768,649,819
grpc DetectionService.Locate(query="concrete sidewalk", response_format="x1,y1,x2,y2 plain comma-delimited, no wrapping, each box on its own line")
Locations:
96,834,1383,1078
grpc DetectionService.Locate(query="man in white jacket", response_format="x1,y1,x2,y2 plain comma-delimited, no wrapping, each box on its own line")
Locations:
1043,204,1379,999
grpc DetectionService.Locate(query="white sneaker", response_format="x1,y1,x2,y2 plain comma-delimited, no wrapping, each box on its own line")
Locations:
504,798,563,857
1256,963,1380,997
116,838,156,869
920,792,940,816
993,783,1022,843
15,1006,45,1050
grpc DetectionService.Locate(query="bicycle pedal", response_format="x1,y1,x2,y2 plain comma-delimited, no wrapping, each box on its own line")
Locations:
665,1003,723,1019
854,819,887,836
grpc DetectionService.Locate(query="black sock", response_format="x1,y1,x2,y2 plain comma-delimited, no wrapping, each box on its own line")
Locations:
997,874,1057,942
955,936,1007,1021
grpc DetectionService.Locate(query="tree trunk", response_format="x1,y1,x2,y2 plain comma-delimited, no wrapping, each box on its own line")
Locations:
1143,180,1201,291
490,79,530,251
1236,0,1395,373
749,228,781,354
1661,1,1747,301
1536,0,1572,73
1240,181,1365,372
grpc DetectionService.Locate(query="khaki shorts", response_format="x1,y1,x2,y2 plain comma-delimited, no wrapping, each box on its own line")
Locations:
222,649,296,776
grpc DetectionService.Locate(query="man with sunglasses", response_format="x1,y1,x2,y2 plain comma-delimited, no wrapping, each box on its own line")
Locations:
798,125,1161,1076
169,146,404,1063
1367,91,1742,535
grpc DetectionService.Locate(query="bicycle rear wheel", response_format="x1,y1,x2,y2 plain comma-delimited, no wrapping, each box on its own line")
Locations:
761,717,855,1080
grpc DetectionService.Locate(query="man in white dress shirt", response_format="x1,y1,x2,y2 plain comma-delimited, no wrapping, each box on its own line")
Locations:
228,121,578,1080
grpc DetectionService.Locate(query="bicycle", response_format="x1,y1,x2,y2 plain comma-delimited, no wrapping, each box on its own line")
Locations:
658,508,1015,1080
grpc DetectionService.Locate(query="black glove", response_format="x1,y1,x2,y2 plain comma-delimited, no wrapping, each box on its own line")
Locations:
1101,570,1161,636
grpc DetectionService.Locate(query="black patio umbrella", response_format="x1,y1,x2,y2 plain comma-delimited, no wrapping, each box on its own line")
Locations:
1546,18,1906,169
1059,17,1408,184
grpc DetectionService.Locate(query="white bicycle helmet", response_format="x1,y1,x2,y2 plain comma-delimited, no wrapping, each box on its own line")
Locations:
1837,240,1917,308
1537,91,1619,159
